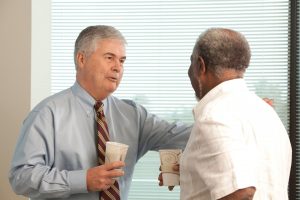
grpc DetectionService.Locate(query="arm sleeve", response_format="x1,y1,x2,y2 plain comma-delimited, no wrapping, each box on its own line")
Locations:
135,102,192,159
193,118,258,199
9,109,88,199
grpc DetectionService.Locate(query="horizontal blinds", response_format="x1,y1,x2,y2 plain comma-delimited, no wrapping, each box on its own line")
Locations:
51,1,289,199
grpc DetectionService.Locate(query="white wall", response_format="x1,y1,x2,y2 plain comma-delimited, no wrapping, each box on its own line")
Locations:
0,0,50,199
31,0,51,107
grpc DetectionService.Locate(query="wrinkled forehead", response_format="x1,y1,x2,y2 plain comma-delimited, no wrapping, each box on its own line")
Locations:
95,38,127,58
96,37,126,47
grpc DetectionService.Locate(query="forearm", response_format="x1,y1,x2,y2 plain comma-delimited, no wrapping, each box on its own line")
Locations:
218,187,256,200
142,119,192,151
9,164,87,199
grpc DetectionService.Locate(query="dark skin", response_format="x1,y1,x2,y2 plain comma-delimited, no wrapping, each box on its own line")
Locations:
188,56,274,106
218,188,256,200
190,55,244,100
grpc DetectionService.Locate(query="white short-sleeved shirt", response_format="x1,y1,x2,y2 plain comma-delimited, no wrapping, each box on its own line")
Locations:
180,79,292,200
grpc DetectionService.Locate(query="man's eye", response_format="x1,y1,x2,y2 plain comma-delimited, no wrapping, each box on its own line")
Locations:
120,59,126,64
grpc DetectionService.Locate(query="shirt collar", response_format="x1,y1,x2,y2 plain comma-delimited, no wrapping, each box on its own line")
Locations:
71,81,108,116
193,78,246,120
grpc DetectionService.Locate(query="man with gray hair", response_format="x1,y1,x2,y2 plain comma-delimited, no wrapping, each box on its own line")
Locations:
9,25,191,200
180,28,292,199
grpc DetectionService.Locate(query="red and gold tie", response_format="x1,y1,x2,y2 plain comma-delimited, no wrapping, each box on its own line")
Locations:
94,101,120,200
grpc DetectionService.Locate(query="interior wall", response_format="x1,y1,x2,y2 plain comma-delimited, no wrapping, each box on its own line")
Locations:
0,0,31,199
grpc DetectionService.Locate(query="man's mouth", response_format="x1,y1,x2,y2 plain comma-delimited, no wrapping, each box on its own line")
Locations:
108,77,118,82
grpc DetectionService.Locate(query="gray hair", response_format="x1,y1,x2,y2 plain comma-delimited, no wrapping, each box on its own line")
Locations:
193,28,251,77
74,25,127,69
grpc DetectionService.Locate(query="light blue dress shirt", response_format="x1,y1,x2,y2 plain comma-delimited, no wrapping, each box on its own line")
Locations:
9,82,191,200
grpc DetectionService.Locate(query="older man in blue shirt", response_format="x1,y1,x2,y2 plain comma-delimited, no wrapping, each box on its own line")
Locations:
9,25,191,200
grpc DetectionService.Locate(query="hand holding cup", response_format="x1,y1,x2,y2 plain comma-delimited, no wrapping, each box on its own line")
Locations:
159,149,182,190
105,142,128,164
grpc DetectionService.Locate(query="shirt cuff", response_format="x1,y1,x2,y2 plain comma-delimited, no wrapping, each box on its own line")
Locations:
69,170,88,194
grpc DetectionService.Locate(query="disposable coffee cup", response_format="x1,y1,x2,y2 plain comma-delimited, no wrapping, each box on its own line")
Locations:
105,141,129,164
105,141,128,180
159,149,182,186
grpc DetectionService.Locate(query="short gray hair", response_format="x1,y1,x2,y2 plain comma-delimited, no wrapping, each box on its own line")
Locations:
193,28,251,77
74,25,127,69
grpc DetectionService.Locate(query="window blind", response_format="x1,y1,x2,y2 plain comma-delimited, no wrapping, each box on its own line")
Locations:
51,0,290,199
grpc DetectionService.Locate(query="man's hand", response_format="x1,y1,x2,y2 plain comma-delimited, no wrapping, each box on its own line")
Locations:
158,164,180,191
87,161,125,192
218,187,256,200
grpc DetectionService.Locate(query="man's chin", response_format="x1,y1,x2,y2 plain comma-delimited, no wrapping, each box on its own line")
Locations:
107,86,118,94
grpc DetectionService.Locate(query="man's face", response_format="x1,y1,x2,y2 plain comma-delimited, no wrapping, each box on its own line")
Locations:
77,38,126,100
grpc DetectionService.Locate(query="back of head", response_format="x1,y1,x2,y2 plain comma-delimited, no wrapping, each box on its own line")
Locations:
194,28,251,77
74,25,127,68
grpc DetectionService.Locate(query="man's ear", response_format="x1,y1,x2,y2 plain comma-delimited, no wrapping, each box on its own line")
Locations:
198,56,206,74
76,52,85,70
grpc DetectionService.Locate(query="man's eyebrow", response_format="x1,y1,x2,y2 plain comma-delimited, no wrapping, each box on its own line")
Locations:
104,52,126,60
104,52,115,56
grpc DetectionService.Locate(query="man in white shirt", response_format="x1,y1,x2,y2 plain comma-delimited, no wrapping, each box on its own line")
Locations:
180,28,292,199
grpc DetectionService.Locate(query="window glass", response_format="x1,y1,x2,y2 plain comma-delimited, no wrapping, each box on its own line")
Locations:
51,1,289,199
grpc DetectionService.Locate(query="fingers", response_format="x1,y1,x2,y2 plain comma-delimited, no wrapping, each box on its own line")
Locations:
158,164,180,189
109,169,125,179
158,164,180,192
105,161,125,179
104,161,125,171
158,172,176,190
173,164,179,172
86,162,125,192
168,186,175,191
158,173,163,186
102,163,125,179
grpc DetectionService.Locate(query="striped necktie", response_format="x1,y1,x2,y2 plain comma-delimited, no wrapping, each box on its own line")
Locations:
94,101,120,200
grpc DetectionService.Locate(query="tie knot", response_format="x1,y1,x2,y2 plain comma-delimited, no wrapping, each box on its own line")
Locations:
94,101,104,113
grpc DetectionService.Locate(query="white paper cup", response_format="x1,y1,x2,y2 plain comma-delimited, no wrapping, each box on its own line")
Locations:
105,141,129,164
159,149,182,186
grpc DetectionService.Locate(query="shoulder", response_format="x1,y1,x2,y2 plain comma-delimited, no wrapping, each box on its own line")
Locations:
107,96,150,117
108,96,143,109
29,88,73,118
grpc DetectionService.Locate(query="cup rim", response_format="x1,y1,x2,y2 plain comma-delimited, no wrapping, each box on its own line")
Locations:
106,141,129,148
158,149,182,153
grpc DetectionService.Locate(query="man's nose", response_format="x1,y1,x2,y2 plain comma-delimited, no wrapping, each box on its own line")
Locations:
112,59,122,72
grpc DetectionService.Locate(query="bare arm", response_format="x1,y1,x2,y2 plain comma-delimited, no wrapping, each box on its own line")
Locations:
218,187,256,200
